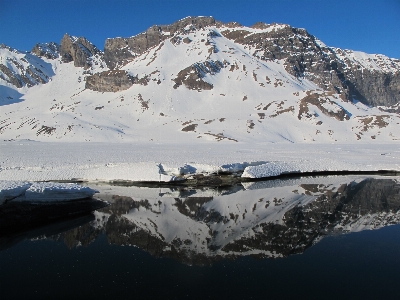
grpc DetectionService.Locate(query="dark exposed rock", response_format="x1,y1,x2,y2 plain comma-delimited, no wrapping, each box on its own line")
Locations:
104,16,221,69
250,22,270,29
298,92,350,121
31,42,60,59
173,65,213,90
85,70,134,92
0,64,23,88
181,124,198,131
173,60,224,90
347,68,400,107
182,37,192,44
174,196,214,218
37,125,56,136
60,34,101,69
224,21,243,28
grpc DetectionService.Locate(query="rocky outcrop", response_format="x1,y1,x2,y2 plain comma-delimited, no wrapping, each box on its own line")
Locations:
104,16,221,69
60,34,102,69
0,64,24,88
31,42,60,59
346,68,400,107
173,60,225,90
0,45,51,88
85,70,134,92
298,92,350,121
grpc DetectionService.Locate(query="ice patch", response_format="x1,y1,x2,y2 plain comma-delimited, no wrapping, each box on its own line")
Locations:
12,182,98,202
242,159,362,178
0,180,31,204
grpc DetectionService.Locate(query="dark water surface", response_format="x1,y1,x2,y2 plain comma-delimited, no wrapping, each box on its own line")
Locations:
1,176,400,299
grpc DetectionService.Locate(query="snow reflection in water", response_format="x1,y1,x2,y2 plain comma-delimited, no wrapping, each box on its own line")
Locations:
3,175,400,299
5,175,399,264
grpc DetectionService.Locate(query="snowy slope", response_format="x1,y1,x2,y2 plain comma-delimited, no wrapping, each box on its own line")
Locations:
333,48,400,73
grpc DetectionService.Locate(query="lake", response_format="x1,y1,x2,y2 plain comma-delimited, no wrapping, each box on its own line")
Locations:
1,175,400,299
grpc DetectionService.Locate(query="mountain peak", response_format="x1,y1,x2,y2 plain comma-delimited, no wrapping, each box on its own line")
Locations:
60,33,102,69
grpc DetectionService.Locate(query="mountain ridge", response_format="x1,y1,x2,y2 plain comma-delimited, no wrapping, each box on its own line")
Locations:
0,16,399,143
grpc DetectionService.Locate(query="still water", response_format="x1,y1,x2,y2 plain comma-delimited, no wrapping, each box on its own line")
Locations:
1,175,400,299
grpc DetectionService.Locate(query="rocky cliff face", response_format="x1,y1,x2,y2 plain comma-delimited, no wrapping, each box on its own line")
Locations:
173,60,225,90
31,42,60,59
100,17,400,107
0,44,53,88
221,23,400,107
104,16,221,69
60,34,103,69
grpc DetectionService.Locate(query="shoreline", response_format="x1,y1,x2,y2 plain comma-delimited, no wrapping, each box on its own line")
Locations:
1,141,400,183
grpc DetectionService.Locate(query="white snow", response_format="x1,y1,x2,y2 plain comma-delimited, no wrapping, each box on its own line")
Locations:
0,181,31,204
0,181,98,203
242,158,371,178
0,141,399,182
333,48,400,73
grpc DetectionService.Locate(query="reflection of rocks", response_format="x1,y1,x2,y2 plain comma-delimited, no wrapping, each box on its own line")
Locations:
0,203,105,252
56,178,400,265
227,179,400,257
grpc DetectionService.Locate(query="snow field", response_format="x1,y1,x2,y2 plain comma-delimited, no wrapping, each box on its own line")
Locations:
1,141,399,182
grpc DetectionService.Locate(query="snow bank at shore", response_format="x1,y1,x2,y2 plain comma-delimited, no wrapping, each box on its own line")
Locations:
0,181,98,204
0,141,399,182
242,158,370,178
0,181,31,204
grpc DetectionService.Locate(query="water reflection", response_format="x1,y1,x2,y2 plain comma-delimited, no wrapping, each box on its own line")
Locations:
55,176,400,264
0,214,95,251
3,176,400,265
0,198,107,251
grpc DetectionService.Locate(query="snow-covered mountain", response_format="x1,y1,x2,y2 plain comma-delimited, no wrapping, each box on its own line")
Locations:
1,16,399,143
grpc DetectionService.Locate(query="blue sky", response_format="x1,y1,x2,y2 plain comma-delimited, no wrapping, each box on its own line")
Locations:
1,0,399,58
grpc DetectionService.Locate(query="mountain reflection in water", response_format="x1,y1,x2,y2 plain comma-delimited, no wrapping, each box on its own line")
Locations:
33,176,398,265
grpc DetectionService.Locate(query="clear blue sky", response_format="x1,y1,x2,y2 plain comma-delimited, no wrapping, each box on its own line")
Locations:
1,0,399,58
